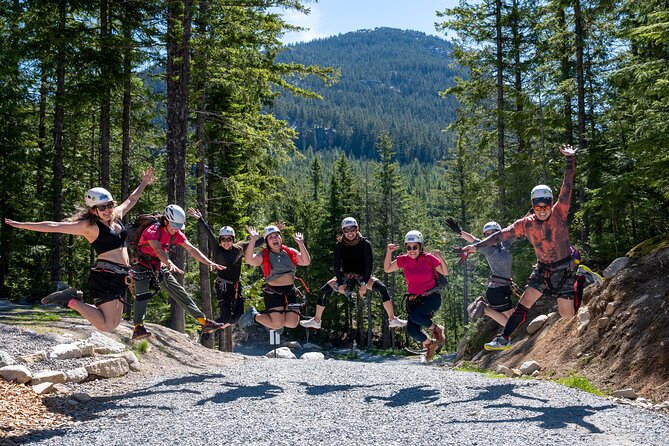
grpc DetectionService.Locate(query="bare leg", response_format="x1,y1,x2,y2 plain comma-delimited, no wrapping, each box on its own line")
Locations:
255,307,286,329
284,310,300,328
557,298,576,319
382,300,396,320
69,299,123,332
484,307,513,327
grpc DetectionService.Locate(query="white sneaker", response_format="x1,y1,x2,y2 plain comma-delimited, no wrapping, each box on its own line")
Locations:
389,316,407,328
299,317,321,329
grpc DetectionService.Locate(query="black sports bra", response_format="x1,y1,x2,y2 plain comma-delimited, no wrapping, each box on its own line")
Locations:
91,219,127,255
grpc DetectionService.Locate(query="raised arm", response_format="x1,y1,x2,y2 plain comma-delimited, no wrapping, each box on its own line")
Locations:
188,207,219,248
293,232,311,266
459,230,478,244
4,218,95,239
554,144,577,219
116,167,155,217
384,244,400,273
244,227,263,267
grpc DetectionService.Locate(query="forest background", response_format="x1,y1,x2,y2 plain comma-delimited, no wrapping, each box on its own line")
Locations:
0,0,667,352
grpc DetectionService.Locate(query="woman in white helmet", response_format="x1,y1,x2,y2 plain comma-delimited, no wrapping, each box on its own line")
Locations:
130,204,226,340
446,218,516,327
384,230,449,362
462,144,578,351
239,224,311,331
300,217,406,330
4,168,155,332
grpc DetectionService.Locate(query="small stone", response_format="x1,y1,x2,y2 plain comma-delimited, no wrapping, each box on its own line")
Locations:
0,365,32,384
300,352,325,360
18,351,48,364
577,307,591,324
531,370,540,377
50,344,82,360
526,315,548,335
519,360,541,375
65,367,88,383
87,331,126,354
495,365,510,375
76,343,96,357
265,347,296,359
605,302,616,316
67,399,80,406
612,388,637,399
0,350,17,367
52,383,70,394
31,370,67,385
85,358,129,378
110,351,141,372
597,317,610,330
32,382,54,395
577,321,589,335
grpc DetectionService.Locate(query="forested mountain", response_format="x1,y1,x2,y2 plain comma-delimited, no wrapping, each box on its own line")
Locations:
271,28,459,163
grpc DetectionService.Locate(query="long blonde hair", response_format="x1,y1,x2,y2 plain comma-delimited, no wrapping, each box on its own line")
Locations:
68,202,120,225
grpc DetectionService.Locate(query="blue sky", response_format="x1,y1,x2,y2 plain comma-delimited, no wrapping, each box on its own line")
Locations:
278,0,460,44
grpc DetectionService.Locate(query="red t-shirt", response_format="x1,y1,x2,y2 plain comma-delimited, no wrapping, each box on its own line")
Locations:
137,224,187,265
396,253,441,295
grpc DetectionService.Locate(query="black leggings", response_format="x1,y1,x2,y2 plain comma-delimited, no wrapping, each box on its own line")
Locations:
215,281,244,325
317,277,391,306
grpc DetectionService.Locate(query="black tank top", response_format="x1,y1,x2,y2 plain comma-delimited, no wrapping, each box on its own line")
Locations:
91,219,127,255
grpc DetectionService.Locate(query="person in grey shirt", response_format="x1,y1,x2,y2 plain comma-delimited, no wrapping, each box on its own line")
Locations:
447,218,515,326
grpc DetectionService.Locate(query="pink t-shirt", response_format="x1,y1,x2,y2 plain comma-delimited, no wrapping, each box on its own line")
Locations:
396,253,441,295
137,224,187,262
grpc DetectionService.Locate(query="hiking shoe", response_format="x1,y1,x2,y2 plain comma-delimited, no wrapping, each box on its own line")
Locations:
299,317,322,329
467,296,485,317
389,316,407,328
469,300,487,322
132,324,151,341
424,340,438,362
432,324,446,350
201,319,223,333
41,287,83,308
238,306,259,329
484,335,511,351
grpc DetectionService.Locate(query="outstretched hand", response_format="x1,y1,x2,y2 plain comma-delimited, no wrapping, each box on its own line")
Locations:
247,226,259,238
445,217,462,235
560,144,577,157
4,218,22,229
293,232,304,244
387,243,398,253
141,167,156,185
187,207,202,220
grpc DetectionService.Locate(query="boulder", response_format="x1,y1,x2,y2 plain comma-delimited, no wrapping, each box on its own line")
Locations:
87,331,126,354
265,347,296,359
85,358,129,378
603,257,630,278
519,360,541,375
65,367,89,383
31,370,67,385
76,343,96,357
0,350,16,367
300,352,325,360
605,302,616,316
495,365,510,375
50,344,82,360
526,315,548,335
32,382,54,395
612,388,637,399
18,351,48,364
110,351,141,372
0,365,32,384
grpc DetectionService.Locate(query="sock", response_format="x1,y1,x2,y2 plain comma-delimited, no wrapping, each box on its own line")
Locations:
67,298,77,308
502,303,529,338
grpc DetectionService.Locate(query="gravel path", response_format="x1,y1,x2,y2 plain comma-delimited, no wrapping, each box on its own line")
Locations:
22,356,669,446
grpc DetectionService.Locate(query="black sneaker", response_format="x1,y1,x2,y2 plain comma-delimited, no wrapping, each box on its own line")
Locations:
41,287,83,308
201,319,223,333
132,324,151,341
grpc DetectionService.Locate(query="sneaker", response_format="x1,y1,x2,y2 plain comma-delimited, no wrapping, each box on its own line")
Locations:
389,316,407,328
238,306,259,329
432,324,446,350
469,300,487,322
484,335,511,351
424,340,438,362
201,319,223,333
132,324,151,341
467,296,484,317
41,287,83,308
299,317,322,329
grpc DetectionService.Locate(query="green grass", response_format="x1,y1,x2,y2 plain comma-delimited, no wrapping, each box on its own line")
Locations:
8,311,62,322
366,347,413,357
131,339,150,355
455,361,505,379
333,352,360,361
555,373,605,396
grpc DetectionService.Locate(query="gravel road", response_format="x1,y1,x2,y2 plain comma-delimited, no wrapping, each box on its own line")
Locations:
23,356,669,446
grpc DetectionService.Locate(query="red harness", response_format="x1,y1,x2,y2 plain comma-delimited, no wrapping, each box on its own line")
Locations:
262,245,298,278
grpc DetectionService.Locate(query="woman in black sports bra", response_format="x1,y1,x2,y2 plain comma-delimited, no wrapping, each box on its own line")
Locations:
5,168,154,332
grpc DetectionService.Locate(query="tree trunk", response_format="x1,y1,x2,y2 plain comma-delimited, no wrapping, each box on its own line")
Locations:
121,7,132,213
511,0,524,154
558,8,574,145
574,0,588,244
99,0,111,189
495,0,506,220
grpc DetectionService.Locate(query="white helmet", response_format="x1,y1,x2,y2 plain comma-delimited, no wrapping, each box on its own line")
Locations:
85,187,113,207
263,225,281,238
218,226,235,238
531,185,553,205
341,217,358,229
483,221,502,234
404,230,424,244
164,204,186,230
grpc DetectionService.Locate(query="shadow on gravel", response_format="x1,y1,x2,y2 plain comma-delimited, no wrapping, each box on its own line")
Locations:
297,382,379,396
364,385,441,407
195,381,284,405
446,383,549,406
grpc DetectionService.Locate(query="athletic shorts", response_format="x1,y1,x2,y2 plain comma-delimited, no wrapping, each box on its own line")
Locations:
526,264,575,299
263,285,298,311
88,262,130,307
485,285,513,312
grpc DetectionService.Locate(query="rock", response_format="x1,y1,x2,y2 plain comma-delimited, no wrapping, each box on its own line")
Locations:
0,365,32,384
110,351,141,372
265,347,296,359
519,360,541,375
52,383,70,394
531,370,540,377
526,315,548,335
545,312,560,325
612,388,637,399
18,351,48,364
76,343,96,357
505,368,522,378
605,302,616,316
85,358,129,378
597,317,610,330
577,321,589,335
50,343,83,360
577,307,591,324
631,294,649,308
282,341,303,350
302,342,322,350
32,382,54,395
87,331,126,354
603,257,630,278
71,392,91,402
31,370,67,385
0,350,16,367
472,350,485,362
300,352,325,360
65,367,89,383
495,365,510,375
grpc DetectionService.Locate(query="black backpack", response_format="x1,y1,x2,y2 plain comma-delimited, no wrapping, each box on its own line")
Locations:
126,213,161,260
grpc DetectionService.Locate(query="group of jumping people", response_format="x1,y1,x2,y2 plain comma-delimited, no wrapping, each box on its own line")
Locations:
5,144,594,358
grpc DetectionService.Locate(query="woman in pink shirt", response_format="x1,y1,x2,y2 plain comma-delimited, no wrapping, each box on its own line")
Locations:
384,230,449,362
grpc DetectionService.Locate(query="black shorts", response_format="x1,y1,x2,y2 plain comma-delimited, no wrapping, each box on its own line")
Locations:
486,285,513,312
263,285,298,311
88,265,129,307
526,264,576,299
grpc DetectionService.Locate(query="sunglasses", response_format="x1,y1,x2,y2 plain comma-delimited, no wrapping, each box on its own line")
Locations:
405,244,420,251
533,204,551,212
342,227,358,233
94,203,114,212
220,237,234,242
483,231,495,237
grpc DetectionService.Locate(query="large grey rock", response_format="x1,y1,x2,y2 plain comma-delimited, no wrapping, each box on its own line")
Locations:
110,351,141,372
495,364,510,375
76,343,96,357
612,388,638,399
519,360,541,375
603,257,630,278
85,358,129,378
0,350,16,367
0,365,32,384
265,347,296,359
18,351,48,364
87,331,126,354
65,367,89,383
50,343,83,360
526,315,548,335
31,370,67,385
300,352,325,360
